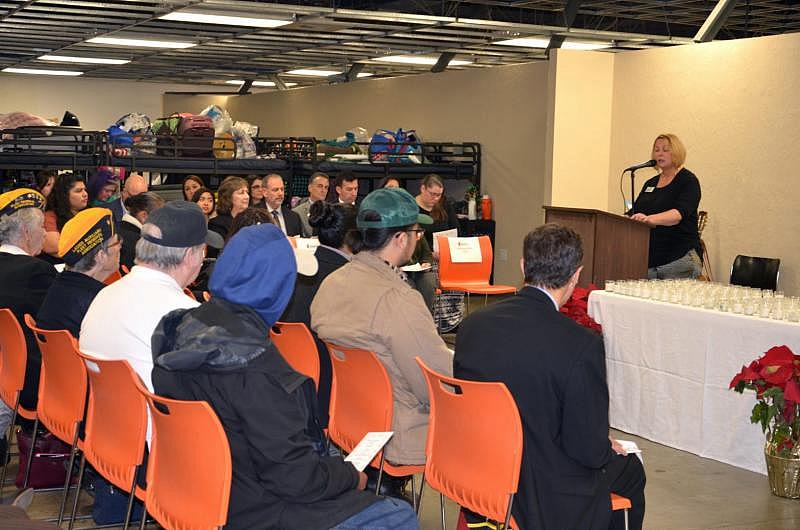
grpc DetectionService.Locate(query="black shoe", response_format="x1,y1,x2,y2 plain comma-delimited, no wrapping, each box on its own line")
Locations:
0,436,7,467
364,469,414,505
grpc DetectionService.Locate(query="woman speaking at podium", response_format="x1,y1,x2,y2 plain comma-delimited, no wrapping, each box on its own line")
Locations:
629,133,702,279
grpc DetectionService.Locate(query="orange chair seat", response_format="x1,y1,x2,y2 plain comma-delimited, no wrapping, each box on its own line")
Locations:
439,281,517,295
611,492,632,510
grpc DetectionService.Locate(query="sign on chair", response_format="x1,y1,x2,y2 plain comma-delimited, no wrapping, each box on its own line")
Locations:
448,237,482,263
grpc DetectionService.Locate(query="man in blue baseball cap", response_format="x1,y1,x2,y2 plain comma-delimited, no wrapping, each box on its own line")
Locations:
311,188,453,500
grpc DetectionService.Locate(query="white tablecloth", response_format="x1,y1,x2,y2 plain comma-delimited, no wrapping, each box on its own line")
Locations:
588,290,800,474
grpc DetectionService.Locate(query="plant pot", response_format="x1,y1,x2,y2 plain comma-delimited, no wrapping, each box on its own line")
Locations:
765,448,800,498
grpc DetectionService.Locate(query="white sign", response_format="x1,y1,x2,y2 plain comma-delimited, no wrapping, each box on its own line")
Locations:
448,237,482,263
293,237,320,251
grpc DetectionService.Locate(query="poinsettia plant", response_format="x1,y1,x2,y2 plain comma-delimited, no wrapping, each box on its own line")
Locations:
730,345,800,458
560,284,602,335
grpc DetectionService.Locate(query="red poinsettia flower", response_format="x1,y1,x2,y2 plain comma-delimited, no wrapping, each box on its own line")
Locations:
759,346,799,387
784,379,800,404
729,362,762,389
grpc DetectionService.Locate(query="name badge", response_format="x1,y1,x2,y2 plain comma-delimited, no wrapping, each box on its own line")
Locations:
644,186,655,193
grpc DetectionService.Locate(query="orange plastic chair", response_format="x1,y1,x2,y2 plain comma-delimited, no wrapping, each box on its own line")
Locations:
611,493,632,530
0,308,38,489
437,235,516,308
415,357,522,529
135,380,232,530
24,315,88,525
69,355,148,530
270,322,320,388
325,342,425,509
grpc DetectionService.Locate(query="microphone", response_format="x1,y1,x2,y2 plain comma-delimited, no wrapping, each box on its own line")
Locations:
624,159,657,172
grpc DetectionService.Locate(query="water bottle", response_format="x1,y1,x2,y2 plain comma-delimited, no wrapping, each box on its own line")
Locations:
481,194,492,220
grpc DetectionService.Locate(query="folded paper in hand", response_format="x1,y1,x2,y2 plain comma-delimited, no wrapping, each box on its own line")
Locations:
616,439,643,464
344,432,394,472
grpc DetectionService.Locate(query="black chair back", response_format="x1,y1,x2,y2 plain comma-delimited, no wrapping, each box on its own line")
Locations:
730,255,780,291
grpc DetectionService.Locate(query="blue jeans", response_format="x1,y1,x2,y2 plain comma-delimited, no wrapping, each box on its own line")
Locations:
648,249,702,280
330,498,419,530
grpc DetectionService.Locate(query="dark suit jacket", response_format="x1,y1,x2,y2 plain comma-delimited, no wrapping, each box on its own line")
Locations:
275,206,303,237
281,245,350,426
454,286,614,530
36,271,104,338
0,252,57,410
118,219,140,272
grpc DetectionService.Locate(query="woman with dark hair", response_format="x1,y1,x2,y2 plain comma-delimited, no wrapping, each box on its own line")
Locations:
191,187,217,221
208,176,249,241
228,207,274,240
282,201,357,427
182,175,205,201
35,170,56,204
415,173,459,249
247,176,265,208
42,172,88,258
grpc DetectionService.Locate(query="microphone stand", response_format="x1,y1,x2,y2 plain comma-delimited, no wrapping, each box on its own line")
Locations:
629,168,638,215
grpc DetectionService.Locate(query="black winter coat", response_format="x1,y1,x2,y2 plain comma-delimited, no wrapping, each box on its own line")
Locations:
151,297,377,530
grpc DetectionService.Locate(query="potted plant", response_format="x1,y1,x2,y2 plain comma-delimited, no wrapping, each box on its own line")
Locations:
560,284,602,335
730,345,800,498
464,184,479,220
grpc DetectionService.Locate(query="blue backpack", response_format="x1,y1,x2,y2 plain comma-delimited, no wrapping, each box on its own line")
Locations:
369,128,421,163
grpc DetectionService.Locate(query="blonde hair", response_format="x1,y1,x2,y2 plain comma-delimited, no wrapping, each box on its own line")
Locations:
652,133,687,169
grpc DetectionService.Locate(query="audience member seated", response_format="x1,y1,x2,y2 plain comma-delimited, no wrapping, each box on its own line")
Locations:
151,224,417,530
334,171,359,206
42,173,88,261
34,170,55,207
311,188,453,497
80,201,223,391
119,192,164,272
247,175,264,207
380,176,436,313
293,172,330,236
262,174,303,236
454,223,646,530
0,189,55,448
283,201,358,426
182,174,204,201
191,187,216,221
208,176,249,242
87,167,123,224
228,207,274,238
121,173,148,203
37,208,120,337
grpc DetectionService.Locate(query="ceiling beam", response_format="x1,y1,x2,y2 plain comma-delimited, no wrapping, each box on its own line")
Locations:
345,62,364,81
267,74,287,90
694,0,739,42
548,0,583,53
237,79,253,94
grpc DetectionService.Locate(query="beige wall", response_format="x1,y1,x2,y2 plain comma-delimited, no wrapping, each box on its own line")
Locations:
0,76,218,130
545,50,615,209
215,63,550,285
608,32,800,294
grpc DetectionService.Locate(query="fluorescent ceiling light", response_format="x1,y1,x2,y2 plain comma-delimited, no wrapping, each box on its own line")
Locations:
39,54,130,65
159,11,291,28
225,80,298,87
496,37,610,51
87,36,195,49
2,67,83,76
561,40,611,51
356,72,374,78
286,69,342,76
370,55,471,66
495,37,551,48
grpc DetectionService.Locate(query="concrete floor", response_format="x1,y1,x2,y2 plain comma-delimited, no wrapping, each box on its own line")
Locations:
3,428,799,529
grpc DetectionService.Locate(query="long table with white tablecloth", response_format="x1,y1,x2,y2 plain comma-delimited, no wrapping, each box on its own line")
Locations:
588,290,800,474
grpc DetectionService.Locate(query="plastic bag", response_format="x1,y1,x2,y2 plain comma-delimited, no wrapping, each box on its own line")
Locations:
231,122,257,159
199,105,233,136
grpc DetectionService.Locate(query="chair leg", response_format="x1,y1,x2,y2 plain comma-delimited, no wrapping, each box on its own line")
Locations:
22,416,40,489
416,473,426,517
375,451,386,495
410,475,417,513
57,425,81,526
122,466,140,530
624,508,629,530
502,494,514,530
67,454,87,530
439,492,446,530
0,392,21,487
138,509,148,530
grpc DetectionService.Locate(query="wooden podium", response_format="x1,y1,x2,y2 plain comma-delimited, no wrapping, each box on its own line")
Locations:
544,206,650,288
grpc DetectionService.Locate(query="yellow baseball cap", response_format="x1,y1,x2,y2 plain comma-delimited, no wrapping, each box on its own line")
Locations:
58,208,115,266
0,188,45,218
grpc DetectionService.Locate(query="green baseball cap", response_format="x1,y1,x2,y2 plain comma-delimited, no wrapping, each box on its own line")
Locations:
357,188,433,229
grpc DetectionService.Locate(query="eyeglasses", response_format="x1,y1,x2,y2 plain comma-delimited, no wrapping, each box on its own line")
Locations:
406,229,425,240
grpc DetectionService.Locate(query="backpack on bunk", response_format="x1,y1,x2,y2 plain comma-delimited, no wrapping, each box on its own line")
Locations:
369,128,422,163
152,115,182,157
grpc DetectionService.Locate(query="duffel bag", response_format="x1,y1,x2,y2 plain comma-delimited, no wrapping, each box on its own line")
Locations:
15,428,71,489
152,115,181,157
177,114,214,157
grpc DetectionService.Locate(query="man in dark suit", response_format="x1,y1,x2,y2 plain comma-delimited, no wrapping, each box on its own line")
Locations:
0,189,57,454
454,223,645,530
263,174,303,236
